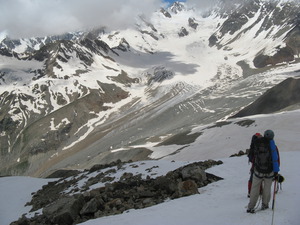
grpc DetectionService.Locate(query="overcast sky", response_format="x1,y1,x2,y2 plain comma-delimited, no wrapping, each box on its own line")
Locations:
0,0,217,39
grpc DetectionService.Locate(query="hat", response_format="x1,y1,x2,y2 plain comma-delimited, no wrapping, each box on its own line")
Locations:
264,130,274,140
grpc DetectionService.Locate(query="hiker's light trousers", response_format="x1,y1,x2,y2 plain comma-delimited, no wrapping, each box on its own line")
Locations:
248,170,274,209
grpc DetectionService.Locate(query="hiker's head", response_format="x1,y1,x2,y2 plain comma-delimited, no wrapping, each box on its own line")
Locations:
264,130,274,140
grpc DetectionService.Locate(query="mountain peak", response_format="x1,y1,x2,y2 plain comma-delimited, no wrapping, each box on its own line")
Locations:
169,1,186,14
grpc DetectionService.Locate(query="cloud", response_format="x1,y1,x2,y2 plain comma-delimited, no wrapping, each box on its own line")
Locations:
0,0,163,39
186,0,219,9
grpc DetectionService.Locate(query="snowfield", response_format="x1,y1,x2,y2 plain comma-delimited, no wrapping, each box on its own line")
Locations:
0,177,55,225
1,110,300,225
0,151,299,225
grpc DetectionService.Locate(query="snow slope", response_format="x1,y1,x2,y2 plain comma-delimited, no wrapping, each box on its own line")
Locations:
0,177,56,225
117,109,300,162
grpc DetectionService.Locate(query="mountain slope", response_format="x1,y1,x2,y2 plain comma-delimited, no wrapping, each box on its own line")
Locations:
0,0,300,176
232,77,300,117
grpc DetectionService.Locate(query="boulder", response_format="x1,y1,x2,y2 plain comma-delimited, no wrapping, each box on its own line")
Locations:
180,165,207,182
177,180,199,197
80,198,101,215
43,195,84,225
153,176,178,194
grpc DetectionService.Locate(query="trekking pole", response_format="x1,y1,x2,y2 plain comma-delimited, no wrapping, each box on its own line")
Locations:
271,179,277,225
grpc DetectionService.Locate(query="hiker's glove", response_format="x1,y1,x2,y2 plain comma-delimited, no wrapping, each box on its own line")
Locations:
274,172,278,180
278,174,285,183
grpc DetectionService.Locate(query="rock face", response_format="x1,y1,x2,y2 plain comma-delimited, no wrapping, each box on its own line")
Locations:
11,160,223,225
160,8,172,18
286,24,300,57
253,47,295,68
178,27,189,37
232,77,300,118
188,18,198,30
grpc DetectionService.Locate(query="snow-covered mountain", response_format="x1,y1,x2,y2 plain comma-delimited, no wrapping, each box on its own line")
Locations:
0,0,300,177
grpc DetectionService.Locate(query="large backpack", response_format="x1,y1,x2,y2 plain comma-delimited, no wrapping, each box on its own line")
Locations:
248,133,262,163
254,137,273,174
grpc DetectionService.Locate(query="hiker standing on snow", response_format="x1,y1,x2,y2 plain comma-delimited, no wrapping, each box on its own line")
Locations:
247,130,280,213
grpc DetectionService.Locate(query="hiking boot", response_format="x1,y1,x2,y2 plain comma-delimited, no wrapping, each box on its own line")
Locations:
247,208,255,214
261,204,269,210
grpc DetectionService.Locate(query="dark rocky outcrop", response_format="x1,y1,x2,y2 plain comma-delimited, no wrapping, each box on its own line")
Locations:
114,38,130,52
11,160,223,225
232,77,300,118
219,11,249,36
209,34,218,47
253,54,272,68
253,46,294,68
46,169,81,179
230,150,247,157
160,8,172,18
146,66,174,85
286,24,300,57
178,27,189,37
107,70,139,86
188,18,198,30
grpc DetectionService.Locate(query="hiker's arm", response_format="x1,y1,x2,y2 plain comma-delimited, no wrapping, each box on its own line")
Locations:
270,140,280,172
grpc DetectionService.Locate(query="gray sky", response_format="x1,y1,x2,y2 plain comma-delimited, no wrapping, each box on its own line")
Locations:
0,0,165,39
0,0,221,39
187,0,218,9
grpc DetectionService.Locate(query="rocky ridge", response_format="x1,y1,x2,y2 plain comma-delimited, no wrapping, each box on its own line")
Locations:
11,159,223,225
